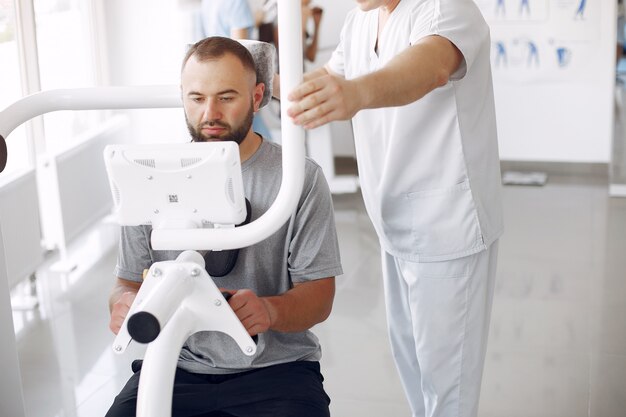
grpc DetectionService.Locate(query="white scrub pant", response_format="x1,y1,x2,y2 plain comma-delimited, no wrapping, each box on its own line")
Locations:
381,241,499,417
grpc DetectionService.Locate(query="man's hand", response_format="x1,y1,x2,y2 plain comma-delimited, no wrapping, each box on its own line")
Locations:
223,279,334,334
109,291,136,335
226,289,274,336
287,70,360,130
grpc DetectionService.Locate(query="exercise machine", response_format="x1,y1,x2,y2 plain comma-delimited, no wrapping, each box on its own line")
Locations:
0,1,304,416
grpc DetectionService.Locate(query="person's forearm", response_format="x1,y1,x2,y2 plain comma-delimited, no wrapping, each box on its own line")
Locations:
304,29,320,62
231,27,249,40
261,277,335,333
355,35,463,110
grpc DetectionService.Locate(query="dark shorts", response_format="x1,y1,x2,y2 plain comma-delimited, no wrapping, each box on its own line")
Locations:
105,360,331,417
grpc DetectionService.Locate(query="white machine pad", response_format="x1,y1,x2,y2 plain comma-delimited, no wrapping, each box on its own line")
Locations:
104,142,246,229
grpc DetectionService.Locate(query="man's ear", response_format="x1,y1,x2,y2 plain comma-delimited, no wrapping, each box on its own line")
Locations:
253,83,265,112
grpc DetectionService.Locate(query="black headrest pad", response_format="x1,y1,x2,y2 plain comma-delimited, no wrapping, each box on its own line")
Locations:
204,198,252,277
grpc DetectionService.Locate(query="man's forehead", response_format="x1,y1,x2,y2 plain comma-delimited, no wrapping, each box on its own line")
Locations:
183,53,251,75
182,55,254,88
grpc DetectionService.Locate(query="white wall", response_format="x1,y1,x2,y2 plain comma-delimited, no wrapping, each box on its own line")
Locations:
495,81,615,162
309,0,354,53
101,1,619,163
477,0,617,162
101,0,190,145
307,1,356,157
0,226,26,417
100,0,357,154
0,169,43,287
314,0,617,163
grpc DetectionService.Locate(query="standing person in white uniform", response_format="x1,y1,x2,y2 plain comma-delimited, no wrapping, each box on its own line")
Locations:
199,0,254,39
284,1,504,416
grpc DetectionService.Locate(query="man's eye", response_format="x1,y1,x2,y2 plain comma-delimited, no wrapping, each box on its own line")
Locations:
192,97,204,103
219,96,234,102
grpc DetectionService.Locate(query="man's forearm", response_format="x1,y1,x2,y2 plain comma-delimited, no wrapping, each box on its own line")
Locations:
356,35,463,111
230,27,249,40
262,277,335,333
304,28,320,62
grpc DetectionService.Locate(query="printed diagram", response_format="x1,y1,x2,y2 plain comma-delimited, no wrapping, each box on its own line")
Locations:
494,41,508,67
480,0,597,23
492,38,578,74
551,0,598,30
497,38,541,68
481,0,603,83
574,0,587,20
556,47,572,67
525,40,540,66
477,0,549,21
496,0,506,17
519,0,531,17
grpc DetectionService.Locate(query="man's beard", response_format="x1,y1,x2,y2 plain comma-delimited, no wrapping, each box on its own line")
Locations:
187,104,254,145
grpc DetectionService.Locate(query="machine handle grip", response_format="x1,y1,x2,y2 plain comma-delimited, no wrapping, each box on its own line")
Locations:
128,311,161,344
220,292,258,345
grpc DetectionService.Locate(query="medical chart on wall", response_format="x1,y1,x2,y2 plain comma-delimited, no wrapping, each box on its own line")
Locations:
475,0,603,83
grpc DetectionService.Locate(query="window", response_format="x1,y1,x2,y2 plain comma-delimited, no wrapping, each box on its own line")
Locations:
34,0,103,153
0,0,29,180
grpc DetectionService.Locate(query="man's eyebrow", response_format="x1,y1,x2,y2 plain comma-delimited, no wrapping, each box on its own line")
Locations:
216,89,240,96
187,89,240,96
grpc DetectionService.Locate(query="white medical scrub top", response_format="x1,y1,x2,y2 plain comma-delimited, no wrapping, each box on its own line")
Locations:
327,0,503,262
200,0,254,38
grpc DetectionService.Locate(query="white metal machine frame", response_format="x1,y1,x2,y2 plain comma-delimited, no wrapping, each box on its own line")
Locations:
0,2,304,416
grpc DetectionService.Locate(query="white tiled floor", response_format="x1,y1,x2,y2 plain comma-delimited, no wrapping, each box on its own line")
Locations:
12,171,626,417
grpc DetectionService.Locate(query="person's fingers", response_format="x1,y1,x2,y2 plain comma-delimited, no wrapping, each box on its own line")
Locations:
287,76,325,102
227,289,249,310
290,82,338,124
227,289,271,335
292,99,333,126
109,319,120,334
119,291,137,308
245,322,269,337
234,304,256,324
303,110,336,130
112,299,131,318
109,312,126,334
219,288,236,298
291,94,324,121
302,70,325,83
229,290,264,323
109,292,136,335
240,312,270,336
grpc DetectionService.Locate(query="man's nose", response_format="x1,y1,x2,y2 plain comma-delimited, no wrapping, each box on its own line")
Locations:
201,100,222,121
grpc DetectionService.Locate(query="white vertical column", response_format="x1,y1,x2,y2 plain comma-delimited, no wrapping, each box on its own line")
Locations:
15,0,45,159
0,225,26,417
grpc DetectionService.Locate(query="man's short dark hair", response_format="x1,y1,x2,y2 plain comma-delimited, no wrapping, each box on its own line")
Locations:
182,36,257,82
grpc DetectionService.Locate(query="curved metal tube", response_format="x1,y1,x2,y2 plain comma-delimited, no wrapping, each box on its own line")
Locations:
0,85,181,140
0,1,304,251
0,85,180,173
152,0,304,250
137,307,195,417
1,3,303,415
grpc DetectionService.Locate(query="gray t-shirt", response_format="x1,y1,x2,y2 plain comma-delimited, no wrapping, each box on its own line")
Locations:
114,140,343,374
